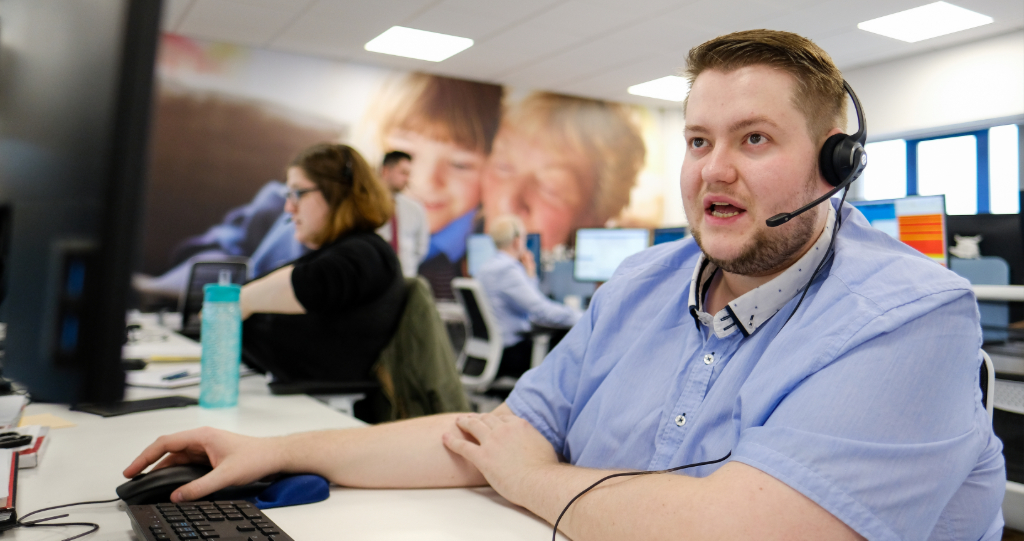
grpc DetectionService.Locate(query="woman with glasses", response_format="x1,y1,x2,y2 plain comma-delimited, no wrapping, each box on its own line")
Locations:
240,142,406,389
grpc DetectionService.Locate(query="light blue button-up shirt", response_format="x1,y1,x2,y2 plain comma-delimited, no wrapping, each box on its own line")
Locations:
477,251,581,347
507,200,1005,541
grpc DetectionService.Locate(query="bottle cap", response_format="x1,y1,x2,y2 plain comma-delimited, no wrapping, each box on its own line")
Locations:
203,283,240,303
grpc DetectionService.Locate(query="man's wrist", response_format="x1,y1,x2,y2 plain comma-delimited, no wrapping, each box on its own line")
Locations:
508,461,567,512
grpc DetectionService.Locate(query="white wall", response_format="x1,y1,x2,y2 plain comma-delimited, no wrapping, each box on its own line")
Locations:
844,30,1024,142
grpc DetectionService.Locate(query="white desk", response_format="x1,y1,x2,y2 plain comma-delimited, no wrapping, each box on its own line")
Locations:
10,375,563,540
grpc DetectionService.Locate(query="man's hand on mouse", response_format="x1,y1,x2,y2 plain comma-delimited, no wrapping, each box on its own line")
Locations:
124,427,287,502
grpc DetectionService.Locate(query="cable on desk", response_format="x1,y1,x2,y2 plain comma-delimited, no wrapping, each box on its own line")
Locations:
551,451,731,541
3,497,120,541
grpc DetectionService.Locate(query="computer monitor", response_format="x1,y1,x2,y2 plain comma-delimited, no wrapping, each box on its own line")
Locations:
573,229,650,282
466,234,497,277
525,233,541,272
652,227,688,245
180,261,249,338
851,195,948,266
0,0,162,403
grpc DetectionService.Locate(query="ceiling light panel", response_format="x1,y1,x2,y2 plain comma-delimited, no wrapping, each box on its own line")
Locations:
364,26,473,62
628,76,690,102
857,2,993,43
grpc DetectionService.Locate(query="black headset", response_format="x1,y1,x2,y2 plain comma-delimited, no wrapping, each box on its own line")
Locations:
766,80,867,227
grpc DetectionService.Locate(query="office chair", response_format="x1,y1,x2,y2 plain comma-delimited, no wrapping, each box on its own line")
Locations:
268,277,470,422
981,349,994,419
451,278,504,393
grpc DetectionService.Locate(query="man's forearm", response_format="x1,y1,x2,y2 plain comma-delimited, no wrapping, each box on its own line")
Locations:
278,413,488,488
511,462,862,541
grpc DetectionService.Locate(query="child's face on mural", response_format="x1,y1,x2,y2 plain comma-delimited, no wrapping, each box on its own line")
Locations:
386,129,486,233
482,128,596,250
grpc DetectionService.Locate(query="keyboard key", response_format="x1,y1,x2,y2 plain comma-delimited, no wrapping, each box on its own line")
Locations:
195,525,215,531
199,533,219,539
242,510,262,519
155,535,170,540
236,525,256,532
168,522,190,528
179,533,198,540
260,529,280,536
225,514,244,521
205,515,225,522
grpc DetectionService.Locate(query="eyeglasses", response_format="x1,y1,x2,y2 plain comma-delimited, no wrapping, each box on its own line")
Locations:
285,187,319,203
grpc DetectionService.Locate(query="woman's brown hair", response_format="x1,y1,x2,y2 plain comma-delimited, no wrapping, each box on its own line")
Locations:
289,143,393,247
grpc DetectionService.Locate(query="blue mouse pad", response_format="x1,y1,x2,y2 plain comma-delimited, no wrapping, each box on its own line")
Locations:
248,474,330,510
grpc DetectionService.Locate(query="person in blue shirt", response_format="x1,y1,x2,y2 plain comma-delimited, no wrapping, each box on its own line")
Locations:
125,30,1005,540
476,215,581,378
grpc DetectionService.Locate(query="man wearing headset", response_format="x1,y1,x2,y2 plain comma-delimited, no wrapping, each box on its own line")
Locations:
126,30,1005,540
476,214,581,380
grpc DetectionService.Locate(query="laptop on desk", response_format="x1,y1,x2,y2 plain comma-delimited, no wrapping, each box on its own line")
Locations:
179,260,248,339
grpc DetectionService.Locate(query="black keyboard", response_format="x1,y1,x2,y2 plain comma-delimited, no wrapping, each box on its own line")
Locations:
126,500,294,541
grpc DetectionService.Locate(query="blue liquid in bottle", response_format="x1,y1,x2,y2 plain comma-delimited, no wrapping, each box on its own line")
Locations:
199,280,241,408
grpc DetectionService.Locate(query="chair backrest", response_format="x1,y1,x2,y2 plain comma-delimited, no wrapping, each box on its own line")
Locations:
451,277,504,392
373,277,470,421
981,349,995,420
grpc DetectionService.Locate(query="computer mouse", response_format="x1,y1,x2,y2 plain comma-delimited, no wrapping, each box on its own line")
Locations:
116,464,272,505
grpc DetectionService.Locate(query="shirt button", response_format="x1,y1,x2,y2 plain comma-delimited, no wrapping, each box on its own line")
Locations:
675,414,686,427
703,354,714,365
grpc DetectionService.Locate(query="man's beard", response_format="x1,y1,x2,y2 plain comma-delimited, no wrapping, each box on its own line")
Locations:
691,183,822,277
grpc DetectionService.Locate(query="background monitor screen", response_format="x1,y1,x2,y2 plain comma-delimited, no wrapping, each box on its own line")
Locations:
466,234,497,277
525,233,541,272
652,227,688,245
851,194,947,266
574,229,649,282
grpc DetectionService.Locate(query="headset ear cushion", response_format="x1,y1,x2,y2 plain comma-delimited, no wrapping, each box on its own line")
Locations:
818,133,848,187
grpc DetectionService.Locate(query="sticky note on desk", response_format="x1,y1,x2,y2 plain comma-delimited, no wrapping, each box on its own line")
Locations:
19,413,76,429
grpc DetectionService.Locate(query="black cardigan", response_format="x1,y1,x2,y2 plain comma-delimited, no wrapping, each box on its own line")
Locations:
242,231,406,383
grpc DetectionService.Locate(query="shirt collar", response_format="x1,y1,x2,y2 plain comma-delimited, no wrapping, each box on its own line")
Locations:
688,204,836,338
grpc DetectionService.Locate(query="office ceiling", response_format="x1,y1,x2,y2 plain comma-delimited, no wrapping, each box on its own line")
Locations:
160,0,1024,107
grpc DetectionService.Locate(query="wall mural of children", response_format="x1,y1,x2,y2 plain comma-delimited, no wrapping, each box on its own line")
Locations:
481,92,646,251
367,73,503,297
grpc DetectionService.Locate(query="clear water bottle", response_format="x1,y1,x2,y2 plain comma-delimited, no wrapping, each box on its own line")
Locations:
199,279,241,408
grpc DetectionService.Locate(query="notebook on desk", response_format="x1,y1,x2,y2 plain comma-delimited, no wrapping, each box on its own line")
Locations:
0,450,18,528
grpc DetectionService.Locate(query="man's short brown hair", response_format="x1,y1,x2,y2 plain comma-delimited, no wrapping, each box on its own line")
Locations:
684,30,847,143
290,143,393,246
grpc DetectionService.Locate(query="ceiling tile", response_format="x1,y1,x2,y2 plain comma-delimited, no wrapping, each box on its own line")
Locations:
270,0,436,60
403,6,511,39
432,0,562,22
670,0,791,33
170,0,1024,106
161,0,194,31
520,0,644,39
178,0,312,47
